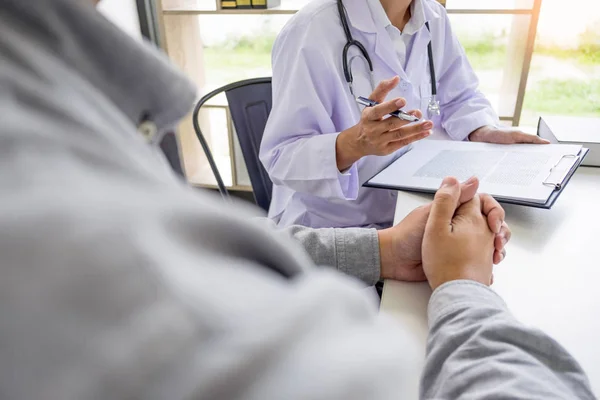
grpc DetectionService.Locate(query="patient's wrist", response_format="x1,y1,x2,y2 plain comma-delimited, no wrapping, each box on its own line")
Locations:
377,229,394,279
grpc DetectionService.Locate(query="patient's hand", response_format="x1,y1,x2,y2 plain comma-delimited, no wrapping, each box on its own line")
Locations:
378,177,510,282
422,177,499,289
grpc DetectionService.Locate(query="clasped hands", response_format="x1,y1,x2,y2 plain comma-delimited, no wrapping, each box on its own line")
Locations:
378,176,511,289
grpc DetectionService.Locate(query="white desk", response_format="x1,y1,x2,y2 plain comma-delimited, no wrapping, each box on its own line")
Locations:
380,167,600,398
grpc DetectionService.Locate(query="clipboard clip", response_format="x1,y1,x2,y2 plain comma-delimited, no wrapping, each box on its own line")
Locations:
542,154,577,190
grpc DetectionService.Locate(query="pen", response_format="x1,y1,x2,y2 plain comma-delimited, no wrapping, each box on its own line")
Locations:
356,96,420,123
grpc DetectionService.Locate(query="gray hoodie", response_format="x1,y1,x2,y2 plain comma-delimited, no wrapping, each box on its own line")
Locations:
0,0,594,399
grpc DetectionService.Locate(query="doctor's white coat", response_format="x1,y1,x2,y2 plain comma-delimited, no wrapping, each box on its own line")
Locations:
260,0,499,228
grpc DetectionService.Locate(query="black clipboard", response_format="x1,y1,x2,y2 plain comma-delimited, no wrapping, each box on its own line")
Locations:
364,148,589,209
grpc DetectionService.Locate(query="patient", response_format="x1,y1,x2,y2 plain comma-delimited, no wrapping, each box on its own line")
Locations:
0,0,593,399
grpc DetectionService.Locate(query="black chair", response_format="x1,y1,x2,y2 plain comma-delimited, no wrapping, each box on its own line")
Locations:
192,77,273,212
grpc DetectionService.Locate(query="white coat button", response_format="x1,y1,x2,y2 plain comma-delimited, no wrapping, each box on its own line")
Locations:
138,120,157,142
400,81,411,91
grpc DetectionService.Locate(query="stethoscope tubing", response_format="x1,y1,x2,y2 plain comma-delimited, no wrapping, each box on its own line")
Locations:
337,0,438,109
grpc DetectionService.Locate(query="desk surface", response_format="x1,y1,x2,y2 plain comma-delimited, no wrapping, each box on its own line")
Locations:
381,166,600,398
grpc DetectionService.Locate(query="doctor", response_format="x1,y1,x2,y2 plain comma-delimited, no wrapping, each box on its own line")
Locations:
260,0,548,229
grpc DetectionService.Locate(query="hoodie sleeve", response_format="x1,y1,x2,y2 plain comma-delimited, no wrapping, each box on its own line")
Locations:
254,218,381,286
420,280,595,399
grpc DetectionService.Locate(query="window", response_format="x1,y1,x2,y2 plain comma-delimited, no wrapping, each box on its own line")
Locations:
451,13,534,122
157,0,598,188
521,0,600,127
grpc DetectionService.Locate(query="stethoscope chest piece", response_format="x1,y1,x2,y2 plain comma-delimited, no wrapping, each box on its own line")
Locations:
427,94,441,117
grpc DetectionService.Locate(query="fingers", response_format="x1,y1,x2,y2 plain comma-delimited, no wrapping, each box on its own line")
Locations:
512,131,551,144
494,222,510,252
458,177,479,205
369,76,400,104
386,118,432,137
480,193,505,234
407,109,423,120
402,177,476,222
455,189,482,218
494,222,509,264
385,130,431,152
382,119,433,141
427,177,462,233
500,221,511,243
493,248,506,265
367,98,406,121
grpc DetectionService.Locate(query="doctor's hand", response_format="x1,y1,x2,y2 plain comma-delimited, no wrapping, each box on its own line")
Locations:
422,177,499,290
468,125,550,144
378,177,510,282
335,77,433,171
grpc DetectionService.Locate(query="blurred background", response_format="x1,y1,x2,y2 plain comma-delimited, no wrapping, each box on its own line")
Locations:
118,0,599,190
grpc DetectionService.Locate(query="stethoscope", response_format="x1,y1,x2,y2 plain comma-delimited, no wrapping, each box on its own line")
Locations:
337,0,441,117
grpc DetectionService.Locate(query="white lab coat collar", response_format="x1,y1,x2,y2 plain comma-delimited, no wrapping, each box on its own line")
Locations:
406,0,429,35
366,0,429,35
344,0,441,81
345,0,440,35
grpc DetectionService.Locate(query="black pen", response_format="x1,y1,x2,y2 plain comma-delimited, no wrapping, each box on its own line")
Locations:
356,96,420,122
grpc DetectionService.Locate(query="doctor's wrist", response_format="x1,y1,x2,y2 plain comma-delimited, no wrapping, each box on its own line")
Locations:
336,127,364,171
467,125,495,142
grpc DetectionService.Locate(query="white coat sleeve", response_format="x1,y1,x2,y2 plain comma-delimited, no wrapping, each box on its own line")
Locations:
259,22,360,200
436,12,500,141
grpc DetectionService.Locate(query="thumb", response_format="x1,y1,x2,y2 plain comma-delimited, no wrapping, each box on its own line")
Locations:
458,176,479,205
369,76,400,103
427,177,461,233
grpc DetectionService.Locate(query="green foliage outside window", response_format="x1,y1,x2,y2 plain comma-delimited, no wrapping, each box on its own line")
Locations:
202,23,600,127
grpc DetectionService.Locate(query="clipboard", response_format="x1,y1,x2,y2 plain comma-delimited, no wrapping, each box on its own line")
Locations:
364,147,589,209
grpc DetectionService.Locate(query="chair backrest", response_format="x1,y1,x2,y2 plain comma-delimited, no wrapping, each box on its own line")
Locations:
225,78,273,212
192,77,273,211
